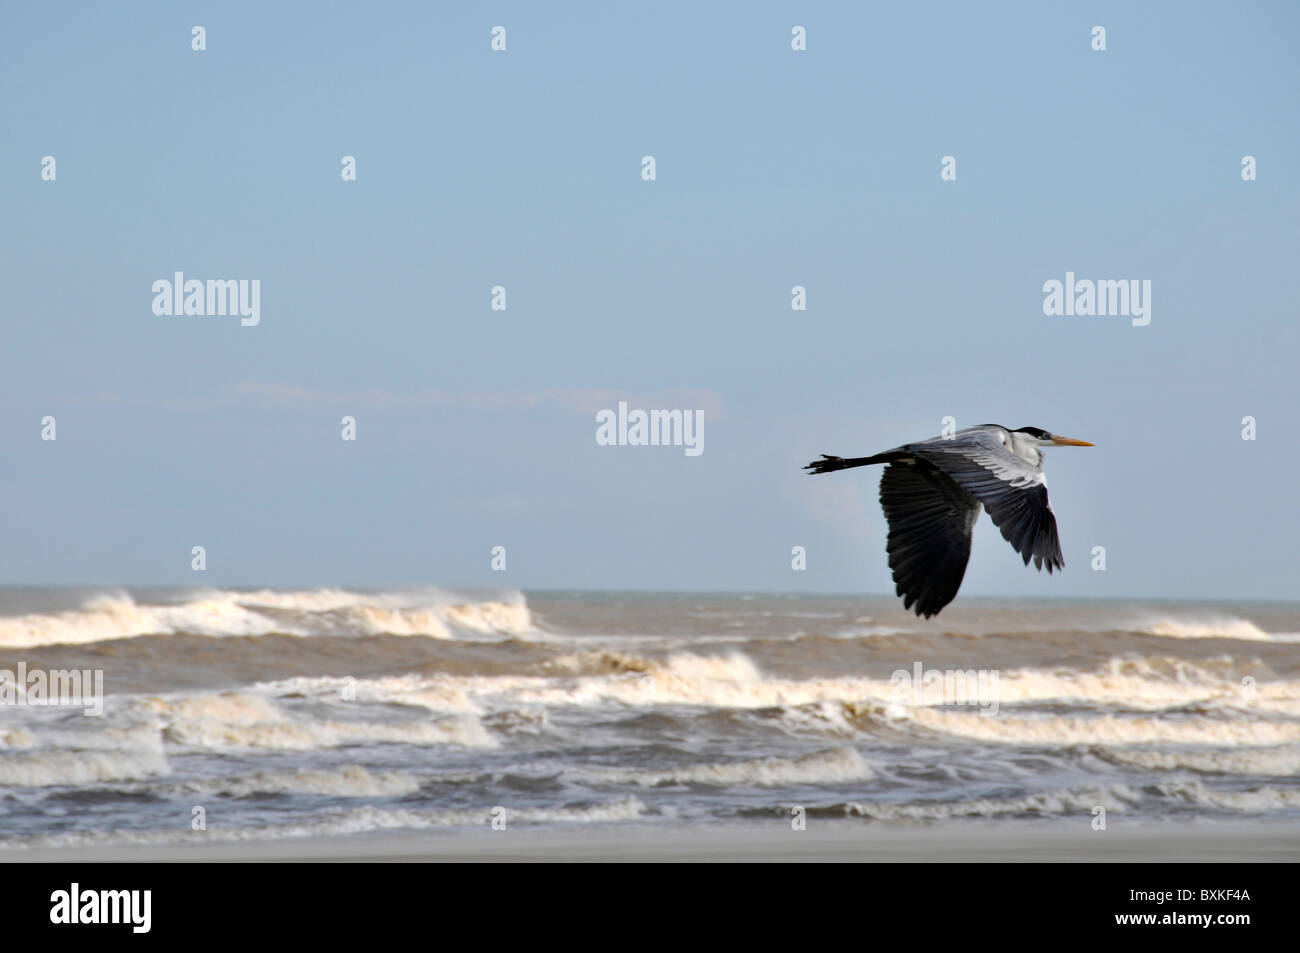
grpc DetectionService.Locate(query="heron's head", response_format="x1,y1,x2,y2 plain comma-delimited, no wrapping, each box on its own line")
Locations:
1013,427,1094,447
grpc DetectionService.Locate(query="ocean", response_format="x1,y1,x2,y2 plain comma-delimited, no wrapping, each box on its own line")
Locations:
1,587,1298,850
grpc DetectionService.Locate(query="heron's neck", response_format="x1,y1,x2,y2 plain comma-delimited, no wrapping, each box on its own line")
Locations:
1007,431,1042,466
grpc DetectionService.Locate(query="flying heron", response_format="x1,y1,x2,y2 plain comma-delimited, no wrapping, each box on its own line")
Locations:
804,424,1093,617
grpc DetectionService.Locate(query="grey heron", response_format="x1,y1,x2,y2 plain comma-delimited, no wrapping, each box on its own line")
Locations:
804,425,1093,617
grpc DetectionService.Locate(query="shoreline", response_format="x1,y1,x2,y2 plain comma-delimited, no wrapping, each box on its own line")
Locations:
6,821,1299,863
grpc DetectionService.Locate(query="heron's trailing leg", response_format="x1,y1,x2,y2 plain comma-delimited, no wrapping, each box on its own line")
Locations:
802,453,896,475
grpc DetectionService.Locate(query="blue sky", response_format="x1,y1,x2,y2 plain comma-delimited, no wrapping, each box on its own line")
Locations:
2,2,1298,597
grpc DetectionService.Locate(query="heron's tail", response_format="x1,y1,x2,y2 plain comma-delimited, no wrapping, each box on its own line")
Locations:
802,452,897,475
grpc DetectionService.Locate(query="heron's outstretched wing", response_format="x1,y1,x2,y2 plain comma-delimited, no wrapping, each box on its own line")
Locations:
906,430,1064,572
879,463,981,618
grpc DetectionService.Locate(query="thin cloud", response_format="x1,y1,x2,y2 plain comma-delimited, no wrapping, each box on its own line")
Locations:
237,382,725,419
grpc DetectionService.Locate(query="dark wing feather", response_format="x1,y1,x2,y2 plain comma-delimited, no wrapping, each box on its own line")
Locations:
909,443,1064,572
879,463,981,618
979,480,1062,572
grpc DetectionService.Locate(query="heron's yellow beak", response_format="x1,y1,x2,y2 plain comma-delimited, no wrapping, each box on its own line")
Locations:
1051,435,1094,446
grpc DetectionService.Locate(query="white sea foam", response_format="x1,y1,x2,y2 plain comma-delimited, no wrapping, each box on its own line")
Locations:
236,674,487,716
1097,745,1300,776
871,613,1287,642
836,780,1300,821
215,652,1300,751
1133,616,1293,642
0,748,169,787
5,797,648,850
838,783,1141,821
425,650,1299,719
992,656,1298,711
1149,780,1300,812
0,721,160,757
591,746,872,787
827,626,912,639
0,589,532,648
517,651,878,709
183,765,422,798
0,722,167,788
905,707,1300,747
128,690,497,750
222,651,1300,762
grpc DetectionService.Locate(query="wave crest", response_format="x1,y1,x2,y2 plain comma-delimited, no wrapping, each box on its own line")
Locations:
592,746,872,787
0,588,531,648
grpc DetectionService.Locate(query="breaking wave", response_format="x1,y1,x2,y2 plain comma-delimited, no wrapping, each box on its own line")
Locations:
0,746,169,787
5,797,648,850
126,690,498,751
588,746,872,787
1094,744,1300,776
0,588,532,648
178,765,423,799
903,707,1300,747
809,780,1300,821
1135,617,1281,641
419,649,1300,717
